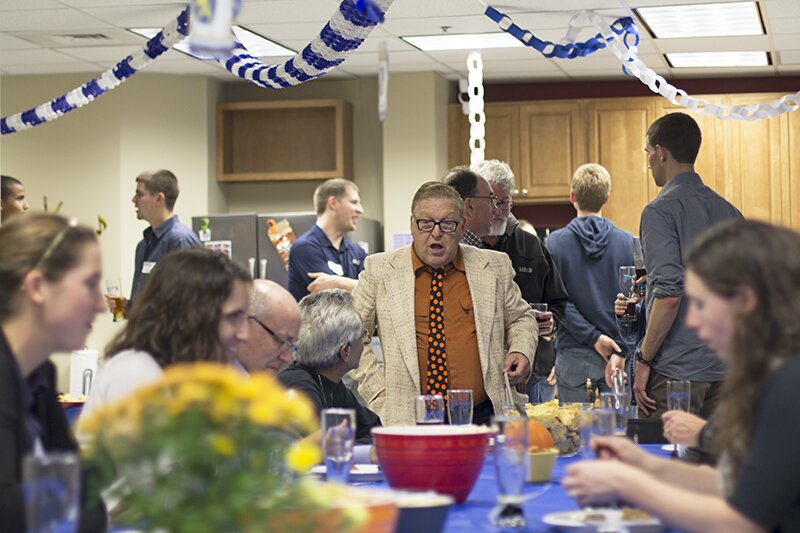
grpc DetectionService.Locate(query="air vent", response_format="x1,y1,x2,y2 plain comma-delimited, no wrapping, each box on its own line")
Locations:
51,33,112,44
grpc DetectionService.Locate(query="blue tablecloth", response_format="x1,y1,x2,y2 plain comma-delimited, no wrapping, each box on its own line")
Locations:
364,444,676,533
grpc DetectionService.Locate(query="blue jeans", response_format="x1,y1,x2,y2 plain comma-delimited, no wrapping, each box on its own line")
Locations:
526,374,556,404
555,347,612,404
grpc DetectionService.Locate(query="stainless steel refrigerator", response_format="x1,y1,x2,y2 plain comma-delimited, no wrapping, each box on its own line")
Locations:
191,213,383,289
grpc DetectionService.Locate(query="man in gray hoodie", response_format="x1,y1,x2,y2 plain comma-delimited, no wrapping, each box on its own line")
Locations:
546,163,634,403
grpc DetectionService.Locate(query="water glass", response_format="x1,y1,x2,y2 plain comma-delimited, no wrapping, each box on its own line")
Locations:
618,266,638,327
447,389,473,425
415,394,445,425
321,408,356,483
23,451,81,533
667,380,691,457
490,415,528,528
599,392,629,436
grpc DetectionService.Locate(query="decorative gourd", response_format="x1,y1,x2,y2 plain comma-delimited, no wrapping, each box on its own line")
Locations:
528,420,555,452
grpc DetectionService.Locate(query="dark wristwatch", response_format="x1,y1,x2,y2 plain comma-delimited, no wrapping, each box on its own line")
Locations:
635,349,653,366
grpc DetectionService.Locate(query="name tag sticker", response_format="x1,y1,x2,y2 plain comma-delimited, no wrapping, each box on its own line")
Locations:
327,261,344,276
518,266,533,273
142,261,156,274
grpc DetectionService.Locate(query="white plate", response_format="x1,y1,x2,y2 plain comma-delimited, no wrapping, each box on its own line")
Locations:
542,509,663,532
309,463,384,482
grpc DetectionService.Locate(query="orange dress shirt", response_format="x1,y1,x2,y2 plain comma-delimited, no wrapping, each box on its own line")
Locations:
412,247,487,406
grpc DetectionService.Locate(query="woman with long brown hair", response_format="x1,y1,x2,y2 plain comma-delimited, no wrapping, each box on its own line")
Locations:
564,219,800,533
0,213,108,532
82,247,251,417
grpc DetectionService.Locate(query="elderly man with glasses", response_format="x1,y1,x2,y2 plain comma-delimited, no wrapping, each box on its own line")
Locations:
349,181,537,425
235,280,300,375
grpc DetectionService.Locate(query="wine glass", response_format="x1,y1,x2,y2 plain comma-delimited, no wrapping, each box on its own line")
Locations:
490,415,528,528
666,380,691,457
618,266,638,327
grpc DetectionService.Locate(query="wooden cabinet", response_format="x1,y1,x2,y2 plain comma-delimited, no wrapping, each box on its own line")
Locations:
449,93,800,232
519,101,584,200
217,99,352,182
448,101,584,203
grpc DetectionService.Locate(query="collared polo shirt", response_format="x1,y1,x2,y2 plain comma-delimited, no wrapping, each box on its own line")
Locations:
411,246,487,406
131,215,201,305
287,224,367,301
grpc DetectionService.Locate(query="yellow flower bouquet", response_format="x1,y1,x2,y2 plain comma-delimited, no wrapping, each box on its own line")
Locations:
79,362,368,533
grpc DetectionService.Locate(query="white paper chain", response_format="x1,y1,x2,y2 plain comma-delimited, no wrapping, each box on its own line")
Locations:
467,51,486,167
577,11,800,121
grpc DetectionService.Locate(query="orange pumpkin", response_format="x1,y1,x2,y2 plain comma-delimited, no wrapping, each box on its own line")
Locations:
528,420,555,452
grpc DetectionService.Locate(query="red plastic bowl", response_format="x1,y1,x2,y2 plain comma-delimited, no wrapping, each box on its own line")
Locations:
371,425,492,503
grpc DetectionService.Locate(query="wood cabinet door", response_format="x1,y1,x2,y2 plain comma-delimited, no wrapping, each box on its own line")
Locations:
655,97,727,198
789,106,800,231
724,94,788,226
447,103,519,172
587,98,656,234
518,101,584,202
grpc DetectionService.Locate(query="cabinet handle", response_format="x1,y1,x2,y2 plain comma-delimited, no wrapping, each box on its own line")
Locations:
522,189,528,196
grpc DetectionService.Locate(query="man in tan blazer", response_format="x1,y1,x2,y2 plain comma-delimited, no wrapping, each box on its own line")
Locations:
350,181,537,425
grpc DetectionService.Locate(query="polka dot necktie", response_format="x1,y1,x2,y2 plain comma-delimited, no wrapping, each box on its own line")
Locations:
425,268,449,396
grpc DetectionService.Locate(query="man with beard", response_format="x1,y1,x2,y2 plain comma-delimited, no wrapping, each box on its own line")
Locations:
473,160,568,403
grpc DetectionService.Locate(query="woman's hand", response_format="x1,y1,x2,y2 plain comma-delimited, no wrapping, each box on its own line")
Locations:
563,460,639,507
662,411,707,447
592,436,654,471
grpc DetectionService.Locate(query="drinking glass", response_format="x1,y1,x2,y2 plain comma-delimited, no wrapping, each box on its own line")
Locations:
105,278,124,322
415,394,445,425
490,415,528,528
530,303,551,336
321,408,356,483
632,237,647,296
23,451,81,533
618,266,638,327
667,380,691,457
600,392,629,436
447,389,473,425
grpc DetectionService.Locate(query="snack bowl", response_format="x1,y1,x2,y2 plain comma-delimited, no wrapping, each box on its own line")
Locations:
527,448,559,483
392,491,454,533
372,425,492,503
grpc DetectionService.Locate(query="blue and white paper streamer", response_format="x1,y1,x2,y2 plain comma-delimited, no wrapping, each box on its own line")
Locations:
216,0,394,89
1,9,190,135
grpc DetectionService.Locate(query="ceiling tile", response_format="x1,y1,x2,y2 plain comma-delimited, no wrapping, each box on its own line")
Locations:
761,0,800,18
0,0,63,10
0,61,101,74
0,8,111,32
0,32,39,50
54,44,143,62
80,5,187,28
1,47,85,65
766,16,800,34
777,50,800,65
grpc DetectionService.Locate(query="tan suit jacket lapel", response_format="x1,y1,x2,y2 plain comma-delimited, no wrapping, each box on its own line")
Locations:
463,246,496,375
386,248,421,391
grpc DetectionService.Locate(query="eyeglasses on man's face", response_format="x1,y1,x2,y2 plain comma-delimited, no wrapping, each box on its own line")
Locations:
414,218,460,234
495,197,513,210
248,315,298,353
467,195,499,207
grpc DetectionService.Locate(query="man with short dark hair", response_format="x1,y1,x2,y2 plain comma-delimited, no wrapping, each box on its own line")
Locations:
546,163,633,402
607,112,743,419
109,169,200,315
442,166,498,248
1,175,29,223
350,181,536,425
288,178,367,301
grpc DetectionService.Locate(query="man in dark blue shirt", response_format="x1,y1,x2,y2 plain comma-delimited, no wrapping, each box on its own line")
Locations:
108,169,201,315
288,179,367,301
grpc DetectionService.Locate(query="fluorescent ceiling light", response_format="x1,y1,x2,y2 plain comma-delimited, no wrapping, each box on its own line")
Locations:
666,51,769,68
402,32,523,51
637,2,763,39
128,26,295,59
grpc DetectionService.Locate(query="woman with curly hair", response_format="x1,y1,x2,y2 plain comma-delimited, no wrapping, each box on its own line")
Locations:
82,247,251,418
564,219,800,533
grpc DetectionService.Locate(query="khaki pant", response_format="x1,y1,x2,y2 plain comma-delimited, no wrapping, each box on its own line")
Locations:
639,369,722,420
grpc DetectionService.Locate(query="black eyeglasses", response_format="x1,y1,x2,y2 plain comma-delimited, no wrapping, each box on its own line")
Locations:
248,315,298,353
467,195,498,207
414,218,460,234
496,197,513,210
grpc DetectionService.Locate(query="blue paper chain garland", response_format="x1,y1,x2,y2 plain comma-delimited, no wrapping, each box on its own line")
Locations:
1,9,190,135
216,0,394,89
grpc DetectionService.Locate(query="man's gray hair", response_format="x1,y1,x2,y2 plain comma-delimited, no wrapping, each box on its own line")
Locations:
296,289,362,370
472,160,516,191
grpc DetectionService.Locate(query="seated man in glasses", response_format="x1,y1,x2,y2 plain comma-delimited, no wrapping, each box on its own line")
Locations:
349,181,537,426
278,289,380,450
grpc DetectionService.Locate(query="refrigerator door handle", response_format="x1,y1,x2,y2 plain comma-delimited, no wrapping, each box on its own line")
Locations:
260,259,267,280
248,257,256,279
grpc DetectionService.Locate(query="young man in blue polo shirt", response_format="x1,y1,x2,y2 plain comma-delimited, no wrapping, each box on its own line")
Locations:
288,178,367,301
